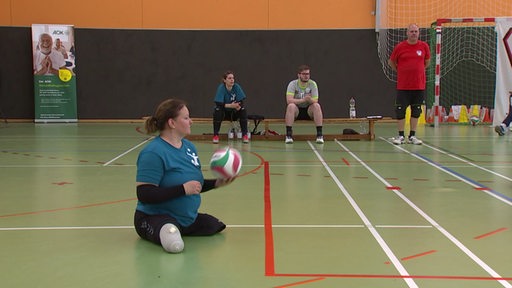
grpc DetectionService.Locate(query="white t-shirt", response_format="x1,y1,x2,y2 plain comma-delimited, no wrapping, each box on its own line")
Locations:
33,50,65,75
286,79,319,108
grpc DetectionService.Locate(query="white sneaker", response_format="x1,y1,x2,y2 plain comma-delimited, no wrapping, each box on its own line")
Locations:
285,136,293,144
160,224,184,253
408,136,423,145
392,136,405,145
316,136,324,144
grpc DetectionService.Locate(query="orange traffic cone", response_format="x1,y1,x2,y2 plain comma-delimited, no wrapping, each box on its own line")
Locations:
482,107,491,123
447,106,456,122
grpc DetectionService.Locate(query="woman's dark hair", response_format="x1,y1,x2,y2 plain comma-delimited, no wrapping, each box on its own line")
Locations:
221,70,235,82
144,99,187,134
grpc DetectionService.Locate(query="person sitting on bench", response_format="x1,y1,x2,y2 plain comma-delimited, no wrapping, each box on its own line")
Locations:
212,70,249,144
284,64,324,144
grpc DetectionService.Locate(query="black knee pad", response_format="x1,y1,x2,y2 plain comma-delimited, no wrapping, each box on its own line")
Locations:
411,105,422,118
395,105,406,120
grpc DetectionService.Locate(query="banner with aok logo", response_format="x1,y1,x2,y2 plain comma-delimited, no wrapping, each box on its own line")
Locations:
31,24,77,123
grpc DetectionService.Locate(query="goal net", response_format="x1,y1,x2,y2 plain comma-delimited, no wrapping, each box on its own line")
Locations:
375,0,512,125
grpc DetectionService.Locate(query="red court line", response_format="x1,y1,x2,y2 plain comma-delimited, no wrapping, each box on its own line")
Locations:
135,126,145,134
342,158,350,166
474,227,508,240
274,277,325,288
52,182,73,186
1,151,265,220
401,250,437,261
264,161,276,276
262,161,512,283
384,250,437,264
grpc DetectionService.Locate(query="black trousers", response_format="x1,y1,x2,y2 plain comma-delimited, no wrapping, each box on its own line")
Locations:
213,107,248,136
134,210,226,245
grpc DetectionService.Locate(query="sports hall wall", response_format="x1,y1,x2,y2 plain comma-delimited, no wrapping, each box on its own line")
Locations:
0,0,396,119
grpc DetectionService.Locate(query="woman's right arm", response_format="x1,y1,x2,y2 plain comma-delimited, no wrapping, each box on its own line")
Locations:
136,183,186,203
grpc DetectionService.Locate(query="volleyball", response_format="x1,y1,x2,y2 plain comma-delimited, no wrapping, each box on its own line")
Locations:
469,115,480,126
209,147,242,179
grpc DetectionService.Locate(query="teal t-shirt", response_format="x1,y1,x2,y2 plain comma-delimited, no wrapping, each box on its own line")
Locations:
136,136,203,226
214,83,246,109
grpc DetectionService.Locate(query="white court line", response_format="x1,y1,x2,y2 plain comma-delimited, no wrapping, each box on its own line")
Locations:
307,141,419,288
0,224,432,231
337,139,512,288
103,136,154,166
229,224,365,228
422,142,512,182
419,142,512,205
380,137,512,206
0,226,134,231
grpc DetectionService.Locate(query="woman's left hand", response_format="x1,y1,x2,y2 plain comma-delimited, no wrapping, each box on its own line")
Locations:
216,177,236,187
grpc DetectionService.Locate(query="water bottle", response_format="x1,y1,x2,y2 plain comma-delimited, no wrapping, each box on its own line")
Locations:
236,126,242,139
349,97,356,119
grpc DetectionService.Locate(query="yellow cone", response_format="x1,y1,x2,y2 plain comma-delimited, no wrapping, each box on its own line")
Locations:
405,105,426,125
458,105,469,123
470,105,480,117
418,105,426,124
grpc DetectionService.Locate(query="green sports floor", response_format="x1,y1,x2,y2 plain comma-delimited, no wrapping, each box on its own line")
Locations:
0,121,511,288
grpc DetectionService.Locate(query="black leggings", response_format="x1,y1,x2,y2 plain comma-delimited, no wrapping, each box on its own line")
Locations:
502,95,512,126
134,210,226,245
213,107,248,136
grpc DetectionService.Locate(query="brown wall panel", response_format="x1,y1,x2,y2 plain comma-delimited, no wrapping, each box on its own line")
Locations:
0,27,395,119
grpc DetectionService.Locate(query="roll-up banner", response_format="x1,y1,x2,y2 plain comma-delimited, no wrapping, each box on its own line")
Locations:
32,24,77,123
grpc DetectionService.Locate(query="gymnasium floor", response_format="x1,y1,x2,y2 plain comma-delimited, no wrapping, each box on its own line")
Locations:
0,121,511,288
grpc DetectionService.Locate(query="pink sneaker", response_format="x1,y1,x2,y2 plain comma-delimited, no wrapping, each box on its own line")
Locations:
212,135,219,143
242,135,249,143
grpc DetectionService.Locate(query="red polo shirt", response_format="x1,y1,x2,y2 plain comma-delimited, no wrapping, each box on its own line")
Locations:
390,40,430,90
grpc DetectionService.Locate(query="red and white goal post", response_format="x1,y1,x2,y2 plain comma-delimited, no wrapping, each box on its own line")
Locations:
429,17,512,127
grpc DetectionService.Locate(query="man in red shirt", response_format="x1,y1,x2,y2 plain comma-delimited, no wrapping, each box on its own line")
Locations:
388,23,431,145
